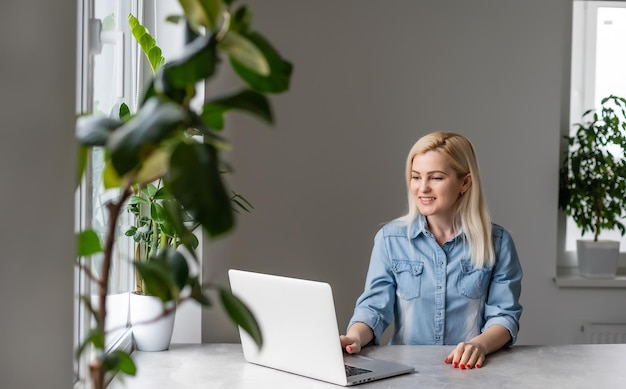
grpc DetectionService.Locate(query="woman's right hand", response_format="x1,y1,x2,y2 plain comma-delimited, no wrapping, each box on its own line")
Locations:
340,335,362,354
340,322,374,354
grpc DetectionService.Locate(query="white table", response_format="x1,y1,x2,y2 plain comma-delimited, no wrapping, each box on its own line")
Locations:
109,343,626,388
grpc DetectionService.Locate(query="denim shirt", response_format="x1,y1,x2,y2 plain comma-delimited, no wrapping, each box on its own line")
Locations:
348,215,523,346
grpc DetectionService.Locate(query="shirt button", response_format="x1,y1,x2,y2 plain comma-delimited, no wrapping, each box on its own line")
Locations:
437,311,442,316
436,336,441,340
437,285,442,290
439,261,444,265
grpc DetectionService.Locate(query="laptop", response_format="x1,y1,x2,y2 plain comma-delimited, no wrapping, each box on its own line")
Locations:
228,269,415,386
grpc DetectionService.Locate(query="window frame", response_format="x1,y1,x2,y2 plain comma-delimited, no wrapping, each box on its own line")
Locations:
74,0,141,386
564,0,626,267
74,2,200,385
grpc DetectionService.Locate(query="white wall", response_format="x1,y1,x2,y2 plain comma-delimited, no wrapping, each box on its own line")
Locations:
202,0,626,346
0,1,77,388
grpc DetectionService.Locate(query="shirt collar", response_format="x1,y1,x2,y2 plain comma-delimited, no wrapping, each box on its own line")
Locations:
409,214,428,239
410,214,465,241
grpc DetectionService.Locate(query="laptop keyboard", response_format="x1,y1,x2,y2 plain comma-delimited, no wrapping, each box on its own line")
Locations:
345,364,372,377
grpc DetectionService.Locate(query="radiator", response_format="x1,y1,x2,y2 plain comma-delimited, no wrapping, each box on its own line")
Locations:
581,322,626,344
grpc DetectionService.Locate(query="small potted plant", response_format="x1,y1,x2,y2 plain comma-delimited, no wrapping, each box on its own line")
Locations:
75,1,293,388
559,95,626,277
125,180,189,352
125,179,252,351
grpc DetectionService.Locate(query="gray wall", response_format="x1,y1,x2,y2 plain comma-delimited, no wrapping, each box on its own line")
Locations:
0,1,76,388
203,0,626,345
2,2,626,388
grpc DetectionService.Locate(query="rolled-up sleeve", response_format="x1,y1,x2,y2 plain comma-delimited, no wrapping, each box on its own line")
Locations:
348,229,396,344
482,227,523,345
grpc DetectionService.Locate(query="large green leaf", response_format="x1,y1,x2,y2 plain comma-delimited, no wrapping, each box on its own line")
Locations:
188,112,231,148
152,200,177,238
77,230,103,257
77,145,89,189
134,148,171,185
150,202,167,224
76,116,123,146
229,31,293,93
154,248,190,290
143,182,159,198
178,0,223,30
219,287,262,349
153,185,170,200
102,350,137,376
229,5,252,35
162,198,201,258
220,31,269,76
136,248,191,301
190,278,212,306
166,142,234,237
128,14,165,74
135,260,175,301
201,89,273,130
107,97,185,177
158,34,217,90
139,79,158,106
135,247,190,302
119,103,131,120
77,328,105,358
103,160,124,189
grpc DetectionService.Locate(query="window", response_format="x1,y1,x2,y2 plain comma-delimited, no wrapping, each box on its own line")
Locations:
565,1,626,266
75,0,141,384
74,1,193,385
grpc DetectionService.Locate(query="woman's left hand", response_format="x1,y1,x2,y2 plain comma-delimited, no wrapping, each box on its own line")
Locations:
444,341,486,369
444,325,512,369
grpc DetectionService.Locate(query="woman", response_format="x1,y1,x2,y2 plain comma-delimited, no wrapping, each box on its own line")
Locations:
340,131,522,370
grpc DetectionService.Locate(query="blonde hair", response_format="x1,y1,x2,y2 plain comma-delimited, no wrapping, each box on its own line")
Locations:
400,131,494,268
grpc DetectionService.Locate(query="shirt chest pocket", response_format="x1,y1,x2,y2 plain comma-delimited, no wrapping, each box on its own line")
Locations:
391,260,424,300
457,260,491,299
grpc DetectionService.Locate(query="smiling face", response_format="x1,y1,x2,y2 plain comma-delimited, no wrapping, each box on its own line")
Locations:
410,150,471,222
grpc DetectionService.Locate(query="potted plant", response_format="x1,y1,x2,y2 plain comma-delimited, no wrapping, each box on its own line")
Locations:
123,15,253,352
125,180,185,352
559,95,626,278
119,18,179,352
76,1,293,388
125,179,252,352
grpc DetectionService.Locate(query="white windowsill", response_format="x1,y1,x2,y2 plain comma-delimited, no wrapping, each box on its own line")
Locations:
554,266,626,288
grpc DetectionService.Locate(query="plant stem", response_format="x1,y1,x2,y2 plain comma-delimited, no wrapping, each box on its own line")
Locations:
88,359,104,389
91,182,133,389
134,242,143,294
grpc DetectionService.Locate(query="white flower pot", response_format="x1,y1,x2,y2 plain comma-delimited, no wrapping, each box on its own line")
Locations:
576,240,620,278
129,293,176,351
90,292,130,345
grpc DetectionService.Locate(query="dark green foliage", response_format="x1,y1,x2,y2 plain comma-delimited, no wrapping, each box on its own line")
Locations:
75,1,292,387
559,95,626,241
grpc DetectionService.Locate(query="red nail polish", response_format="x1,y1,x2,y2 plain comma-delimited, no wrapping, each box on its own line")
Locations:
453,362,458,368
466,364,471,369
444,357,449,363
475,363,481,368
460,364,466,370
